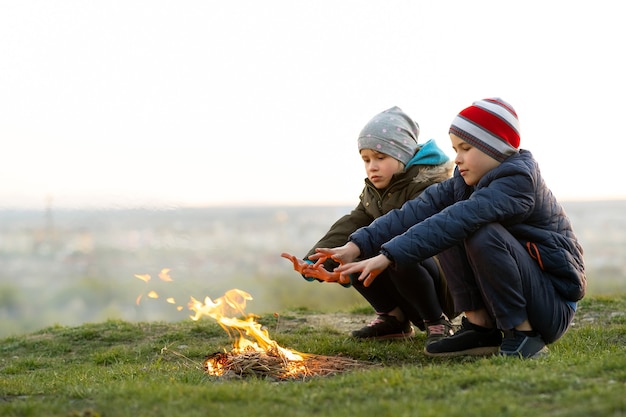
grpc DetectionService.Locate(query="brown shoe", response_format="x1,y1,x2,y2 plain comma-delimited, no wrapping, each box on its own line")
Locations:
425,317,502,357
351,314,414,340
425,317,455,346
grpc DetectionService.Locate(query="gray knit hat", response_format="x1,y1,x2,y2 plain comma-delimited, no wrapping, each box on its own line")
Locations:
357,106,420,165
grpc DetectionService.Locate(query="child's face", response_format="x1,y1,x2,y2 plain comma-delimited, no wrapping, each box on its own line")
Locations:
450,134,501,186
360,149,403,189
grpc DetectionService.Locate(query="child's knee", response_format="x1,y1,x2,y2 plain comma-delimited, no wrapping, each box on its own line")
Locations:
465,223,507,257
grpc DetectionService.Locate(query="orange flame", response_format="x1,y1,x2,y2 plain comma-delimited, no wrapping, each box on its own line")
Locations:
188,289,305,365
134,270,304,377
158,268,173,282
134,269,176,307
134,273,151,283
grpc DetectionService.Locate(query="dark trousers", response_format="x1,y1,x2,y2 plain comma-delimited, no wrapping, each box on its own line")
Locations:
437,223,575,344
351,257,454,330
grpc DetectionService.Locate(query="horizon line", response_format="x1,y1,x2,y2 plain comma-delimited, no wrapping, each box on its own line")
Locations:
1,197,626,211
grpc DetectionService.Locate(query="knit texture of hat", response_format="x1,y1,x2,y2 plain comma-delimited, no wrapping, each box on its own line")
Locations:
449,98,520,162
357,106,420,165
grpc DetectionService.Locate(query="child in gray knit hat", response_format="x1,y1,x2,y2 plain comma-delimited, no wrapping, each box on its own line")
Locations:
283,107,458,344
357,106,420,168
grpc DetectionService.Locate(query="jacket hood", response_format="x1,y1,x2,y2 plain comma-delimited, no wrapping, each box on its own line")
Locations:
406,139,450,167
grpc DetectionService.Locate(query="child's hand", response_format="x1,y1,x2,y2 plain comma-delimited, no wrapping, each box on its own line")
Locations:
334,253,391,287
281,252,351,286
280,252,311,275
309,242,360,266
301,263,351,285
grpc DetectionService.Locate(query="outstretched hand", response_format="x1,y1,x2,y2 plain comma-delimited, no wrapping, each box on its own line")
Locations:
304,264,349,284
280,252,351,285
280,252,311,275
308,242,360,265
334,253,391,287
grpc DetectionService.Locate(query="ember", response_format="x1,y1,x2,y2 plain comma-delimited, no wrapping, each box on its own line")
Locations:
203,349,372,380
134,268,184,311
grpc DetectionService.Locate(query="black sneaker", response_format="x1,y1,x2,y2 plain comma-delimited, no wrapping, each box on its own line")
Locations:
425,317,455,346
424,316,502,357
351,314,414,340
500,330,549,358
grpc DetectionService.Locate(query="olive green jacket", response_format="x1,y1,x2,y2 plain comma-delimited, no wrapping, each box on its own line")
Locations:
305,161,454,265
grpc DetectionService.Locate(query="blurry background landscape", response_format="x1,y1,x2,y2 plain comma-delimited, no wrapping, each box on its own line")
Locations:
1,200,624,338
3,2,625,342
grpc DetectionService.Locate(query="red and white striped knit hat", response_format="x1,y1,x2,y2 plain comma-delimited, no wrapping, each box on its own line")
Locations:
449,98,521,162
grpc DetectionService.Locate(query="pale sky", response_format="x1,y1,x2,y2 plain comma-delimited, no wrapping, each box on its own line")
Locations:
1,1,624,209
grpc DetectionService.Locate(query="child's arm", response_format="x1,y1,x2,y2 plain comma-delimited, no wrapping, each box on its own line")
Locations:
349,180,452,258
379,167,535,268
303,202,373,269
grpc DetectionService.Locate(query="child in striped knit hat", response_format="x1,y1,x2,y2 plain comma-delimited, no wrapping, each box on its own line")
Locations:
315,98,586,358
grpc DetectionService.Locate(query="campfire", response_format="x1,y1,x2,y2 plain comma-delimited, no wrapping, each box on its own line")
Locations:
188,288,371,380
135,270,372,380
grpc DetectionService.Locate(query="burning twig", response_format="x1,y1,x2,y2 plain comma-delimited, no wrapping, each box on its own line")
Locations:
204,348,376,381
189,289,377,380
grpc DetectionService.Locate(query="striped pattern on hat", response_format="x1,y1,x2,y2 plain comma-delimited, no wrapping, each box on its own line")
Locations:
449,98,520,162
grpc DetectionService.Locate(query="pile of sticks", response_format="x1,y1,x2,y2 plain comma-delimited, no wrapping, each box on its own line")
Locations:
204,347,373,380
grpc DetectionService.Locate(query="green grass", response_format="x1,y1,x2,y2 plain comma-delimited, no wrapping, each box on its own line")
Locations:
1,295,625,417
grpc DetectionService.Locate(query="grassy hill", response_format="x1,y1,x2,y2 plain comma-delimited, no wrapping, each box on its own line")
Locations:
1,294,625,417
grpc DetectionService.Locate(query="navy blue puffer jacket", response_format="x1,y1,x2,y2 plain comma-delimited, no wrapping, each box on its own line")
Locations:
349,150,586,302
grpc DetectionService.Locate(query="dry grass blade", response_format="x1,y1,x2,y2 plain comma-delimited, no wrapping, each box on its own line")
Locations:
204,348,377,380
159,345,204,370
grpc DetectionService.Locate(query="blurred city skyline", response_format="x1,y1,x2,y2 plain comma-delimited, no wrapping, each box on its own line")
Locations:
1,201,624,338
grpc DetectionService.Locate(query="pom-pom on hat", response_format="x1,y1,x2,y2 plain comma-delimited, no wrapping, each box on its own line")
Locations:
358,106,420,165
449,98,521,162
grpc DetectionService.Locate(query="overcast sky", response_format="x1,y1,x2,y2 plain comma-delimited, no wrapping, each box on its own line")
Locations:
1,0,624,209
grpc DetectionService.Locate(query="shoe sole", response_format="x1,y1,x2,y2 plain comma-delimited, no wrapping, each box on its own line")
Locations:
423,345,499,357
500,346,549,359
352,328,415,341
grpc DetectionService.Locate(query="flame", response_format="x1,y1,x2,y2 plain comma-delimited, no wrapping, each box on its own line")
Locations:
133,269,306,377
134,273,151,283
158,268,173,282
134,269,173,306
188,288,306,376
